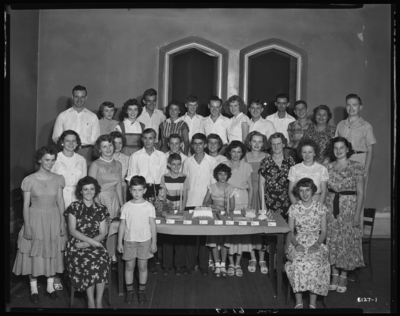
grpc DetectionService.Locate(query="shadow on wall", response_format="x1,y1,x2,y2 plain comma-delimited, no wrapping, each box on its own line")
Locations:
11,159,36,189
332,106,347,126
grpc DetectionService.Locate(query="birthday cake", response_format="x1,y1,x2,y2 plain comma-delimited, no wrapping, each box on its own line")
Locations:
192,206,214,219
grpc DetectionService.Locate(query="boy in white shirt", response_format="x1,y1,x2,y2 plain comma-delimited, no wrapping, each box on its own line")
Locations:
118,176,157,306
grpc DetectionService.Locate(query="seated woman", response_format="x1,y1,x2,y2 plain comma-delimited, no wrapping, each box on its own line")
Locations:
64,176,110,308
285,178,330,309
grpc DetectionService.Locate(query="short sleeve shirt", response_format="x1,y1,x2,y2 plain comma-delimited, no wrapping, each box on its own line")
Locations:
288,162,329,194
335,117,377,152
120,200,155,242
227,112,251,143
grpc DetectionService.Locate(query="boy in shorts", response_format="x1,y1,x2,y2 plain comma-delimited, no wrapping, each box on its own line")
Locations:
117,176,157,305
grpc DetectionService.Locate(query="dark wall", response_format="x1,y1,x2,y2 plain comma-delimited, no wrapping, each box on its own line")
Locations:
10,10,40,189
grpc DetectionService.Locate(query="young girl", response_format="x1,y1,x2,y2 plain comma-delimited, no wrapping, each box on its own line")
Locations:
285,178,330,309
206,133,228,165
203,163,235,277
98,101,119,135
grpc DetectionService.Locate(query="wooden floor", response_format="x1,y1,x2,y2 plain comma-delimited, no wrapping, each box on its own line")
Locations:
7,239,392,312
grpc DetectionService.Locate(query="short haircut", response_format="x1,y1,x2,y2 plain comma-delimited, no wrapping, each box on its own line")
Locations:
93,134,114,158
142,128,157,138
168,153,182,164
224,95,247,114
57,130,82,150
122,98,143,119
130,175,146,188
191,133,207,144
312,104,332,124
34,146,58,165
244,131,269,152
213,163,232,181
185,95,198,104
328,136,355,161
209,95,222,105
267,132,288,148
207,133,223,150
249,98,263,108
72,85,87,96
143,88,157,99
75,176,101,200
166,99,184,117
275,93,289,102
293,177,318,198
225,140,247,160
98,101,116,118
168,133,182,143
294,100,307,109
297,138,320,160
346,93,362,105
110,131,127,148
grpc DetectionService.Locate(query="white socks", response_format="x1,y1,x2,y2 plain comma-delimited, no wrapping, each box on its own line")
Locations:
47,277,55,293
30,280,38,294
215,262,221,268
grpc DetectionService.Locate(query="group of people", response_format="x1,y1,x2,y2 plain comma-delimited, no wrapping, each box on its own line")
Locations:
12,85,376,309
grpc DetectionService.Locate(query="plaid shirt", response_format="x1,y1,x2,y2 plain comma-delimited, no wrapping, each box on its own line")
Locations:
287,119,313,148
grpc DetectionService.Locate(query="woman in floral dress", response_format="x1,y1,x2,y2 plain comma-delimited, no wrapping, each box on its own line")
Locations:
65,176,110,308
325,137,365,294
285,178,330,309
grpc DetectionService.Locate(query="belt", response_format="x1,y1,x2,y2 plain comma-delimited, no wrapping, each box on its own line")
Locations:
328,188,356,218
353,150,366,154
80,144,93,148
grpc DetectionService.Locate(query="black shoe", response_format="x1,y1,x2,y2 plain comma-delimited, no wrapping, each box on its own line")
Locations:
163,268,171,276
149,267,158,275
138,292,146,305
176,267,183,276
201,269,209,276
125,291,134,305
183,267,190,275
44,290,60,301
29,293,39,304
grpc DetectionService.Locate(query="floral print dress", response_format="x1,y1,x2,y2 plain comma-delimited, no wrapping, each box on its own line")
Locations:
302,124,336,163
325,160,365,270
285,201,330,296
258,155,295,220
64,201,110,292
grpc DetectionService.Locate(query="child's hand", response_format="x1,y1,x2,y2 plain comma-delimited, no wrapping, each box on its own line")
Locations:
294,244,305,252
117,243,124,254
150,242,157,254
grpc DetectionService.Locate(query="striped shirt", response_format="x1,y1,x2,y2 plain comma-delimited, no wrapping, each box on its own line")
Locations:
160,173,190,210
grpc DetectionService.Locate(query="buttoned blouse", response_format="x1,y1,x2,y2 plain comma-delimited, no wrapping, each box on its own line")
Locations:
183,113,204,141
137,108,166,142
52,107,100,145
227,112,251,143
249,117,277,140
201,115,230,144
266,112,296,142
51,152,87,187
288,162,329,194
335,117,376,152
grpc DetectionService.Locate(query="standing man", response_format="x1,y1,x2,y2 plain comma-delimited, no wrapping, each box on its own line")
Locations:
266,93,295,146
286,100,312,162
52,85,100,164
137,88,166,150
200,95,230,154
248,98,276,140
183,95,204,154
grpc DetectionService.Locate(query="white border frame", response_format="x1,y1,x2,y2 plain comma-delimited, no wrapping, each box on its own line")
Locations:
163,43,223,109
243,44,302,102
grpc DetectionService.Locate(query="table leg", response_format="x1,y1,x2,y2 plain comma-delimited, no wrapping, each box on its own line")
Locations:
269,238,276,293
117,252,124,296
276,234,283,299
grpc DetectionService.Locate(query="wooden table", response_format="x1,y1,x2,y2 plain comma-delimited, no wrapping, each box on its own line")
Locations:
106,211,290,299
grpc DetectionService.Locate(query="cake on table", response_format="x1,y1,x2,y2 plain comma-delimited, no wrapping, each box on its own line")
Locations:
192,206,214,219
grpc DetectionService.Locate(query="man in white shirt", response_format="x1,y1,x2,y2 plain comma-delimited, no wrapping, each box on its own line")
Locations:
182,95,204,154
52,85,100,164
248,98,276,140
266,93,295,144
137,88,166,150
200,95,230,153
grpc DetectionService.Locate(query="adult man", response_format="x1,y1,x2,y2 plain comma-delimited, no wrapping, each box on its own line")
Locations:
248,99,276,140
200,95,230,153
266,93,295,143
52,85,100,164
137,88,166,150
183,95,204,143
286,100,312,162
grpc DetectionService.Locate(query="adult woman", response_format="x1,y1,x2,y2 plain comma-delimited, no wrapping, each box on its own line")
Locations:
302,104,336,164
159,99,190,155
115,98,145,156
206,133,228,165
288,139,328,205
325,137,365,293
223,141,253,277
285,178,330,309
225,95,250,143
259,133,296,221
13,146,66,303
51,130,87,290
65,176,110,308
88,135,123,222
110,131,129,204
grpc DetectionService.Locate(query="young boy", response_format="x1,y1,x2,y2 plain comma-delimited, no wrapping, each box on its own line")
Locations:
160,153,190,275
164,133,188,169
118,176,157,306
182,133,217,275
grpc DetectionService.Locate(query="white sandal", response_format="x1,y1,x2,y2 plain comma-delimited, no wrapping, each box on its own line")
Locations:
329,273,339,291
337,275,347,293
259,261,268,274
54,283,63,291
